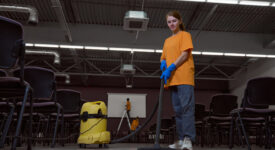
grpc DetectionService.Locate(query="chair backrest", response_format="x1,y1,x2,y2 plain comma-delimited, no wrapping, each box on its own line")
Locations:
0,16,25,83
210,94,238,115
0,69,8,77
161,118,173,129
0,16,24,69
57,89,81,113
241,77,275,108
195,103,206,121
149,123,156,131
13,66,55,99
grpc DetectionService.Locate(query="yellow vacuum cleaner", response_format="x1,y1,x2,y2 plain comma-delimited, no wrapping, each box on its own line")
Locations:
78,101,110,148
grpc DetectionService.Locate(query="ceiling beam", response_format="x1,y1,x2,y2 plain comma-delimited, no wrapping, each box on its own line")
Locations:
194,4,218,41
70,0,81,22
51,0,72,42
264,39,275,49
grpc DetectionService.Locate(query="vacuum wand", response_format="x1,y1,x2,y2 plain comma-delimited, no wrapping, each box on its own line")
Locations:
154,78,165,147
138,79,172,150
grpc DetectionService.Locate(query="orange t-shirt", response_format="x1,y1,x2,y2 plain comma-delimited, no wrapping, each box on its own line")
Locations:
126,101,131,111
130,119,139,131
161,31,195,86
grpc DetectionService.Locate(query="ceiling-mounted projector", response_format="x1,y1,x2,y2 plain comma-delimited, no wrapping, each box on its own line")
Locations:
120,64,136,75
123,11,149,31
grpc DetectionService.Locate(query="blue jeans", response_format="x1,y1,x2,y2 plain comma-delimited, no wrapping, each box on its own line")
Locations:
171,85,196,142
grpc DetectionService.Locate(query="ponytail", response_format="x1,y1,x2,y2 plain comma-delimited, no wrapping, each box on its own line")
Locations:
179,22,185,31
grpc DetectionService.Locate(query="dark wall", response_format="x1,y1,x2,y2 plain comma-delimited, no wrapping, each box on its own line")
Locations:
57,79,228,133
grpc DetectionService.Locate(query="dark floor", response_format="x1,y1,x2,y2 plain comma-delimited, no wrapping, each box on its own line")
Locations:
1,143,270,150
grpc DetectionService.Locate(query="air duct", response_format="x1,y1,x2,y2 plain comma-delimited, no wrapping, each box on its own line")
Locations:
0,4,38,25
56,73,70,84
26,50,60,64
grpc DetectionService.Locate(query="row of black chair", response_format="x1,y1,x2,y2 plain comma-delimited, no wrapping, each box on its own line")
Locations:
0,67,83,149
0,16,82,149
230,77,275,150
0,15,33,150
108,79,275,148
193,77,275,150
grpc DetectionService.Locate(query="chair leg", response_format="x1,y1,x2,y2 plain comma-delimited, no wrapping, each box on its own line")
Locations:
235,118,244,146
43,115,51,146
229,116,234,149
201,123,205,147
237,112,251,150
27,93,33,150
11,86,30,150
60,111,65,146
0,115,5,133
0,105,14,148
34,114,43,145
264,116,272,149
51,107,60,148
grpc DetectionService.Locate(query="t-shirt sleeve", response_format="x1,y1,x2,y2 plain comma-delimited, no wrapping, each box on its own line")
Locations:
160,40,167,60
180,32,193,52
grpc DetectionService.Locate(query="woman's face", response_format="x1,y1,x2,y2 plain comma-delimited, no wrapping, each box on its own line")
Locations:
166,15,181,33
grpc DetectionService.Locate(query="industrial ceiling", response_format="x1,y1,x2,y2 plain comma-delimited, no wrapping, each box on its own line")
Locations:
0,0,274,88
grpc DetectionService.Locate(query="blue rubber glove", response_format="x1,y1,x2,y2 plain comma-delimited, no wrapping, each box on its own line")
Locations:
160,60,167,71
160,63,176,84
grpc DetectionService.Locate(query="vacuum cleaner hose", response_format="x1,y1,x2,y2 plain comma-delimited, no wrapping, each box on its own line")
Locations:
110,79,163,144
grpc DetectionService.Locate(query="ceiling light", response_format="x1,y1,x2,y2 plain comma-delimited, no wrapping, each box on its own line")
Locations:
202,52,224,56
267,55,275,58
224,53,246,57
176,0,206,2
85,46,108,50
34,43,59,48
272,2,275,7
132,48,154,53
239,1,271,6
25,43,34,47
155,49,163,53
207,0,238,4
60,45,84,49
192,51,202,55
246,54,267,58
109,47,132,52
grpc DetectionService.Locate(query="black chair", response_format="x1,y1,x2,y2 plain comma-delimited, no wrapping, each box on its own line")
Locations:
0,16,33,150
159,118,173,144
0,69,15,148
13,66,63,148
144,123,157,143
55,89,81,144
195,103,207,147
230,77,275,150
205,94,238,147
0,69,7,77
56,89,81,115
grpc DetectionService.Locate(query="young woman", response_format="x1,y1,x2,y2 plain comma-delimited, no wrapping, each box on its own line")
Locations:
160,11,195,150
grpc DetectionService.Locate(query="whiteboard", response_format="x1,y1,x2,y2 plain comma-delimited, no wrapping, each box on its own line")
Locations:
107,93,146,118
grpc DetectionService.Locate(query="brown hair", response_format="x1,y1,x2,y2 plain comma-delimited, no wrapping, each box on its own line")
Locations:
166,11,185,31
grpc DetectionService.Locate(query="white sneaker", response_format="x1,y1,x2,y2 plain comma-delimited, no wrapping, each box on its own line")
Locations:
181,137,192,150
168,140,183,149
